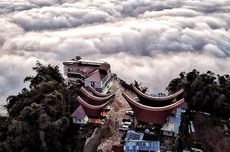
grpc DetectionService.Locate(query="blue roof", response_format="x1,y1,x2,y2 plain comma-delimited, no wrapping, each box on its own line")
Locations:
161,108,182,135
124,140,160,152
125,130,144,141
168,108,182,134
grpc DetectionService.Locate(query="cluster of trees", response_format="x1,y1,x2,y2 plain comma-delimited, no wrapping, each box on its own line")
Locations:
133,80,148,93
0,62,80,152
167,69,230,118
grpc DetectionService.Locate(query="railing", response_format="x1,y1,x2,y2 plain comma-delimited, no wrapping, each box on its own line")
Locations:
102,73,111,85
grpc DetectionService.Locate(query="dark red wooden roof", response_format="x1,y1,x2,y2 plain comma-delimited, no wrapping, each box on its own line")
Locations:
131,84,184,101
77,96,110,117
87,85,113,97
122,92,184,124
131,84,184,107
80,87,114,105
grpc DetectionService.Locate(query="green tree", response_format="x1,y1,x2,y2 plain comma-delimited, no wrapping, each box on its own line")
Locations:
167,70,230,118
1,62,79,152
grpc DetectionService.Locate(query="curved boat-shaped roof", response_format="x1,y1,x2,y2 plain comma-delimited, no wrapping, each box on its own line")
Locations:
122,92,184,111
80,87,114,105
122,92,184,124
131,84,184,101
77,96,109,117
87,85,114,97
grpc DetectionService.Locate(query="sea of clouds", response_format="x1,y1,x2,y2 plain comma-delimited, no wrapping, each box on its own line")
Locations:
0,0,230,114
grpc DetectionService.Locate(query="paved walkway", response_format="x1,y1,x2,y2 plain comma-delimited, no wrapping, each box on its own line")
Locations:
97,79,130,152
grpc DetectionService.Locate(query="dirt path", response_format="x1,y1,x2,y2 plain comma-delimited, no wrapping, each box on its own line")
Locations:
97,79,130,152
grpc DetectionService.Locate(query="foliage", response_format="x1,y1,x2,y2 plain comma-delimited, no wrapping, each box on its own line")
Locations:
0,62,79,152
71,56,81,61
133,80,148,93
167,69,230,118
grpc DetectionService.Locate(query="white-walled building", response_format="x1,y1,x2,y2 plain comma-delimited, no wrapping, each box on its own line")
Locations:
63,59,112,92
71,105,88,125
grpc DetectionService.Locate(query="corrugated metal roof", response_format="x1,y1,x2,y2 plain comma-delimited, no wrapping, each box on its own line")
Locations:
161,108,182,134
124,140,160,152
125,130,144,141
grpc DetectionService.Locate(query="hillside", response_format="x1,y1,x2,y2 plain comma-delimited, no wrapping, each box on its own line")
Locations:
0,62,80,152
1,63,230,152
167,69,230,118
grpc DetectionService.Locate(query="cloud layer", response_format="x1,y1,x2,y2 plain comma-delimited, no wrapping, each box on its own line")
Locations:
0,0,230,113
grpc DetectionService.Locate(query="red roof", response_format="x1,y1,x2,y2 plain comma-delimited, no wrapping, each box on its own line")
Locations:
80,87,114,105
68,64,99,77
85,70,107,82
99,62,110,71
77,96,110,117
122,92,184,124
71,105,86,119
67,62,110,82
87,85,113,97
131,84,184,101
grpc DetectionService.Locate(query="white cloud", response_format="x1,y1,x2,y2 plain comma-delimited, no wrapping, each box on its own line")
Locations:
100,52,230,93
12,7,113,30
203,43,225,57
0,19,23,49
0,0,230,113
0,54,61,113
4,15,230,57
0,0,66,14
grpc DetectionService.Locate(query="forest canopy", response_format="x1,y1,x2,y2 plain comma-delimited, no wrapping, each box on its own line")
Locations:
167,69,230,119
1,62,230,152
0,62,79,152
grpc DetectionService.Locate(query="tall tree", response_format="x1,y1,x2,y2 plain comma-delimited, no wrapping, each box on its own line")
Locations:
1,62,79,152
167,69,230,118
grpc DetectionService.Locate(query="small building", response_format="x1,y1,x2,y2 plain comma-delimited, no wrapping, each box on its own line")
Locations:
76,86,114,118
76,96,110,117
122,91,184,125
161,122,176,137
124,130,160,152
71,105,88,125
71,86,114,126
124,141,160,152
125,130,144,141
63,59,112,92
161,108,182,137
122,85,184,125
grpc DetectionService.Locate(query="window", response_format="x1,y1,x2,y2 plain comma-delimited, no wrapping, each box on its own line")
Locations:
91,81,95,87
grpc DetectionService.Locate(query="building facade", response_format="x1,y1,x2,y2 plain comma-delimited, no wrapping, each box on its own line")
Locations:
71,105,88,125
63,59,112,92
122,88,184,124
